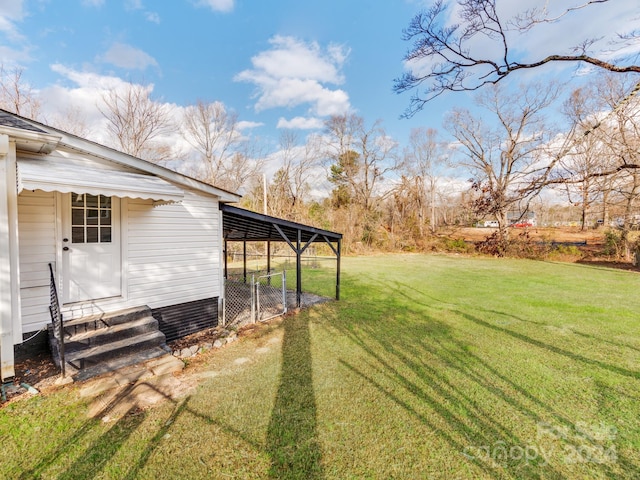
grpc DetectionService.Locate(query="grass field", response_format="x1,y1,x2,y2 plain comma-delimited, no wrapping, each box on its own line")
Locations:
1,254,640,479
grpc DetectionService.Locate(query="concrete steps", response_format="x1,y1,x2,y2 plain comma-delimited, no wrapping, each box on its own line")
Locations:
49,306,172,381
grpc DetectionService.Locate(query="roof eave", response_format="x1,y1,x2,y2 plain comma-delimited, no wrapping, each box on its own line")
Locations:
56,139,242,203
0,125,61,154
0,110,242,203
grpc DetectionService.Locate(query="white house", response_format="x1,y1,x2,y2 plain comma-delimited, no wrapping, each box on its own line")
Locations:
0,110,241,380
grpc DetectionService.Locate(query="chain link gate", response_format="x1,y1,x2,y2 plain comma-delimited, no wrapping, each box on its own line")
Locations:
223,271,287,326
256,271,287,322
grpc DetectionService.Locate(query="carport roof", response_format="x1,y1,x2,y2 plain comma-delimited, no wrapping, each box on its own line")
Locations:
221,204,342,244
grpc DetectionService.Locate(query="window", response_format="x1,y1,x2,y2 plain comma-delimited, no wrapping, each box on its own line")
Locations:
71,193,112,243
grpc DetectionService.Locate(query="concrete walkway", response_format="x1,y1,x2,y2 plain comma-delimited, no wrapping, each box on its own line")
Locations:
77,354,192,421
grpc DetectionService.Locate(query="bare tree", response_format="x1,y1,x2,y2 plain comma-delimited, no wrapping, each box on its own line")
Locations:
221,149,266,194
268,131,322,221
180,99,265,192
539,74,640,248
394,0,640,116
445,83,557,254
181,100,239,182
46,106,91,138
556,87,610,230
99,82,174,163
324,114,400,247
326,114,399,213
593,75,640,257
0,64,41,119
404,127,449,234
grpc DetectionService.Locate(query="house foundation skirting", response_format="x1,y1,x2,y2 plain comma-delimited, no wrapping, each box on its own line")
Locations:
152,297,219,343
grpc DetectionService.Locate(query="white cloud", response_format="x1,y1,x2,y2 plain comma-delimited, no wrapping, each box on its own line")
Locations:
125,0,143,10
249,36,347,84
44,65,259,178
0,44,32,66
97,42,158,70
277,116,324,130
235,36,351,117
193,0,234,13
0,0,26,41
145,11,161,24
237,120,263,130
124,0,159,23
42,65,136,144
50,63,124,90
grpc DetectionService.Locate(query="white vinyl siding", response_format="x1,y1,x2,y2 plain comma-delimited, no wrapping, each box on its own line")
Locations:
126,188,220,308
17,190,57,333
18,185,222,332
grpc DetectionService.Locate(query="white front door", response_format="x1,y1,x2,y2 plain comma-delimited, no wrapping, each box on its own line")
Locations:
62,193,121,303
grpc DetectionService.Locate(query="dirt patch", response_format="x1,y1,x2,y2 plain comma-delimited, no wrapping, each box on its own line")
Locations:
1,350,61,406
577,258,640,272
167,326,227,352
450,226,605,245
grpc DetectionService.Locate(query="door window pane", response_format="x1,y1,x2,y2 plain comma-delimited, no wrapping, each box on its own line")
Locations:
72,193,84,207
72,208,84,226
100,209,111,225
72,227,84,243
100,227,112,243
70,193,114,244
86,227,99,243
86,194,99,208
87,209,99,225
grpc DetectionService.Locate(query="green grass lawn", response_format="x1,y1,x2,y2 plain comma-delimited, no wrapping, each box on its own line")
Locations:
2,254,640,479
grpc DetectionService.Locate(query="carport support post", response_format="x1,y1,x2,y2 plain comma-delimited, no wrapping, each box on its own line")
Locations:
336,239,341,300
267,241,271,285
223,239,228,279
243,240,247,284
296,229,302,308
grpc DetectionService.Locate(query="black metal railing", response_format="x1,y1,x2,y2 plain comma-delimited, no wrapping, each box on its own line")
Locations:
48,263,65,377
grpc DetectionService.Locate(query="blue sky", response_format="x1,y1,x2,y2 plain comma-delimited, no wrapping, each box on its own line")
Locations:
1,0,444,145
1,0,639,176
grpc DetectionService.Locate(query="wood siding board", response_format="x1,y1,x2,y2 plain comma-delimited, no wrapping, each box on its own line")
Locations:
18,191,56,332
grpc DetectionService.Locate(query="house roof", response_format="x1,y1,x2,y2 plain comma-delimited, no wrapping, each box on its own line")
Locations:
221,204,342,245
0,109,241,203
0,111,47,133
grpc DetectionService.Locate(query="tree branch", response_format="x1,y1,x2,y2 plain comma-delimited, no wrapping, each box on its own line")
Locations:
395,0,640,116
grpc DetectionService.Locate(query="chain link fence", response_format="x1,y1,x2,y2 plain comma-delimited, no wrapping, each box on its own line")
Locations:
223,271,287,327
222,245,338,327
256,271,287,322
222,276,255,327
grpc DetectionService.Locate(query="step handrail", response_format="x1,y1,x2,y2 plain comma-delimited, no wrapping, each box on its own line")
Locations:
48,263,65,377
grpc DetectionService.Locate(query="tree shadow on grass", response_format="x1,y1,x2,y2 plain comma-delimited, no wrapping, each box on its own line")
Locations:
331,290,640,478
266,315,323,479
18,383,142,480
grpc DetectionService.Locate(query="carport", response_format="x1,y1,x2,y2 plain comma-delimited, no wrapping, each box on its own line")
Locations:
220,204,342,307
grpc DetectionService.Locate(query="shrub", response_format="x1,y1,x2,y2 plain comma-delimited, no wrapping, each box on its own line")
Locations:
545,244,584,261
603,229,622,257
444,238,472,253
555,245,582,256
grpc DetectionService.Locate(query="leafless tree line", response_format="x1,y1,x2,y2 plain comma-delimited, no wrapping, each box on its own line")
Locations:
2,0,639,257
3,64,640,256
